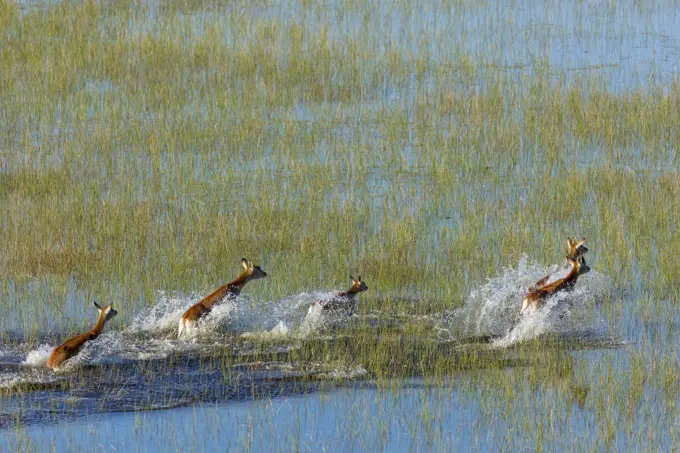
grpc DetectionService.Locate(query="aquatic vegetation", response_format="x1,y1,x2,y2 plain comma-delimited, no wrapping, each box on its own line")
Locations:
1,0,680,450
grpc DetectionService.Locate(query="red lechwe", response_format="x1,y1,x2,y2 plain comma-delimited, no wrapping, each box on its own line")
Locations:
308,275,368,317
46,302,118,371
520,255,590,316
177,258,267,338
529,237,588,291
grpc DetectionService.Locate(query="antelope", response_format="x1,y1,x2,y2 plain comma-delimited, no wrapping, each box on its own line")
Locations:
520,254,590,316
308,275,368,317
46,302,118,371
529,237,588,291
177,258,267,338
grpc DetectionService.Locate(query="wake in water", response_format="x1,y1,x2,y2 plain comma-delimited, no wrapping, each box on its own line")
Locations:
0,345,60,391
0,290,370,427
440,255,611,347
1,290,340,375
129,290,345,338
0,264,624,429
75,291,341,365
3,259,611,377
0,261,612,395
0,290,361,409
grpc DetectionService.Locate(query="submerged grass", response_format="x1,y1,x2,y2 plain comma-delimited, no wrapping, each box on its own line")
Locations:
1,0,680,450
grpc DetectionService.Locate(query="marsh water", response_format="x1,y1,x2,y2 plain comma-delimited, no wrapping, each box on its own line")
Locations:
2,0,680,451
0,260,636,451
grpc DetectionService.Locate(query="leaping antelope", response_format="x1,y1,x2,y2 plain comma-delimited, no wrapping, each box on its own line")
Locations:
529,237,588,291
46,302,118,371
177,258,267,338
520,254,590,317
308,275,368,317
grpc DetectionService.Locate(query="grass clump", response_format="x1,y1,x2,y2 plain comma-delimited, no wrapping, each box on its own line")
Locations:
2,0,680,451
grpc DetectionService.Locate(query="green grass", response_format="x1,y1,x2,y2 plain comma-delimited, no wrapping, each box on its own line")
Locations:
2,0,679,326
2,0,680,450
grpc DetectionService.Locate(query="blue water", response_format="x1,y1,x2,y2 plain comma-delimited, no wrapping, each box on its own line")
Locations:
3,0,680,451
0,378,590,452
2,382,479,452
4,359,670,453
0,258,636,452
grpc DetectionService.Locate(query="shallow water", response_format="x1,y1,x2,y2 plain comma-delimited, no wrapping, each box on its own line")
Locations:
0,259,622,436
3,0,680,450
0,379,574,452
0,381,497,452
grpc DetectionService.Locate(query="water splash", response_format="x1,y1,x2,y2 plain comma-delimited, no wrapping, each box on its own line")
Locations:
130,291,204,333
297,291,361,338
22,344,54,367
441,255,611,346
9,290,340,375
0,344,60,390
241,321,290,341
0,369,62,391
298,301,325,336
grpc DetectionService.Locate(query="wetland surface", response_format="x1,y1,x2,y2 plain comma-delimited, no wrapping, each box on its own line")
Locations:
1,0,680,451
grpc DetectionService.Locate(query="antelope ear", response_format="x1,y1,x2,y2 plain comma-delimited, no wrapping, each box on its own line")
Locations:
349,275,355,282
93,301,102,310
576,238,586,248
357,275,362,282
241,258,249,270
567,238,573,248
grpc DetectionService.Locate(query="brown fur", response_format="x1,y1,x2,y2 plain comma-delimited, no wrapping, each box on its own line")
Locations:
178,258,266,337
312,276,368,315
46,302,117,370
529,237,588,291
521,256,588,315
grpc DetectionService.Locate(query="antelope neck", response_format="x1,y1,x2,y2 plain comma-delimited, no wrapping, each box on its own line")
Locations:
92,313,109,336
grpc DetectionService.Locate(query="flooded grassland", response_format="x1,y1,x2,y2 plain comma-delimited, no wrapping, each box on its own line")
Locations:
1,0,680,451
